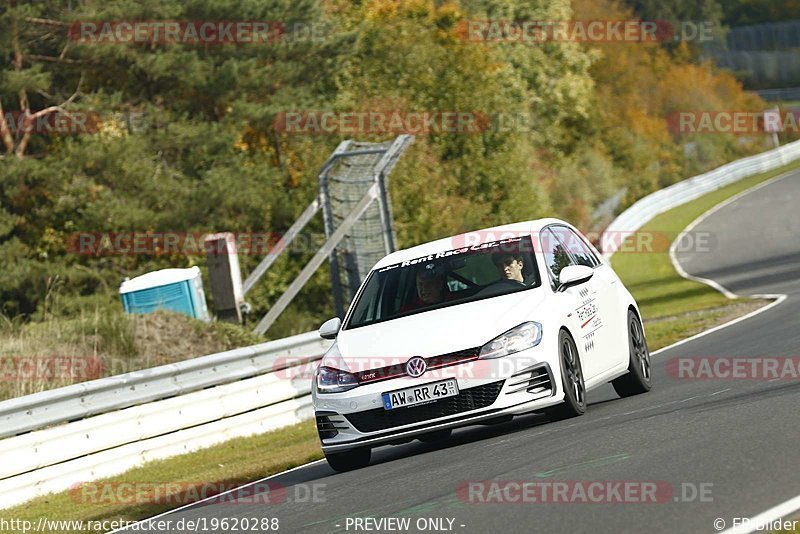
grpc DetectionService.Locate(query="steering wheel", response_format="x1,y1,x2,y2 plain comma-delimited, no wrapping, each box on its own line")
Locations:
488,278,526,288
473,278,526,298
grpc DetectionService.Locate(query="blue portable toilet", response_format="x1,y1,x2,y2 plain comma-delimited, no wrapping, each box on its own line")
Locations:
119,266,210,321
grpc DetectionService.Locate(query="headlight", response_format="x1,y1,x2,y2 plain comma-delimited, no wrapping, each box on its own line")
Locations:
479,322,543,359
315,344,359,393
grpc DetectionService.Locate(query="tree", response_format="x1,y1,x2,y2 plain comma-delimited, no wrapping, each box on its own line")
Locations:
718,0,800,26
0,1,85,158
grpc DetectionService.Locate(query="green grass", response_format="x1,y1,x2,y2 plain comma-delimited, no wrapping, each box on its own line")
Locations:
613,159,800,349
3,159,799,533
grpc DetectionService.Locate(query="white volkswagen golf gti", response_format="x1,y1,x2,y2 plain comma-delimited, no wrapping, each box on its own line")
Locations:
312,218,651,472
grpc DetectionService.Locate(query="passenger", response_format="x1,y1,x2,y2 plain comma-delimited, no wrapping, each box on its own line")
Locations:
492,252,525,285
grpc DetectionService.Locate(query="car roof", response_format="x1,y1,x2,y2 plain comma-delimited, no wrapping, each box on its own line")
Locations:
372,217,568,269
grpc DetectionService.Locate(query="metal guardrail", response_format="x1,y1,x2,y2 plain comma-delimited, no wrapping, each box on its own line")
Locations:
0,371,313,480
0,391,315,509
0,330,330,509
0,330,330,439
601,139,800,259
757,87,800,102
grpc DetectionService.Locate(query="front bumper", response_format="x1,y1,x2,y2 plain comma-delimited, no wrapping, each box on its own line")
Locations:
313,347,564,452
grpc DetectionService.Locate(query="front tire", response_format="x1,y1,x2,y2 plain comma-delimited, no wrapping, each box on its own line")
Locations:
612,309,652,397
548,329,586,420
324,447,371,472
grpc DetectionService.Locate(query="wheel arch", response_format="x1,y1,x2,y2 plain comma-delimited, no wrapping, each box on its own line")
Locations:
627,303,646,337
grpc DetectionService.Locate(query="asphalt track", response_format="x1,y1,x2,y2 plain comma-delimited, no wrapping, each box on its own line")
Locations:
125,170,800,534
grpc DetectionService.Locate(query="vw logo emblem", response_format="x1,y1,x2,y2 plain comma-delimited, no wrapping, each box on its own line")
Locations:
405,356,427,378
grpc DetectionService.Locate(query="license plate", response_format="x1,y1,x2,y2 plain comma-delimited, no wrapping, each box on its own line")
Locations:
382,379,459,410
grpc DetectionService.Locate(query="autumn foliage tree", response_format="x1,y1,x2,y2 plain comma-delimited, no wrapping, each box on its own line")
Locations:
0,0,773,337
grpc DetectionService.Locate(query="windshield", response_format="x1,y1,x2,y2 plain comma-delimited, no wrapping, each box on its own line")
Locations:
344,236,540,329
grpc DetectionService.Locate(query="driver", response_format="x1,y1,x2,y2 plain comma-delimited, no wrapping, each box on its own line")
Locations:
492,252,525,284
401,266,451,312
416,269,446,305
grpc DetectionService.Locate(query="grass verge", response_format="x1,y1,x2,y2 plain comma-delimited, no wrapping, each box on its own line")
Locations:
2,159,799,533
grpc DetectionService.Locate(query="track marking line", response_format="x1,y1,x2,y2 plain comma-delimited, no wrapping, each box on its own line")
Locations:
719,493,800,534
108,459,326,533
533,453,631,478
649,170,797,357
649,294,786,357
709,388,730,396
669,168,796,301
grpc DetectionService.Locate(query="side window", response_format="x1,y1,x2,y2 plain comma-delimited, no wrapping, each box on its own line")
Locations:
553,226,600,268
542,228,576,287
351,273,381,324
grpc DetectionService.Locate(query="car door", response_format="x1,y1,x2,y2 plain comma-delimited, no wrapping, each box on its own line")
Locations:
543,226,618,379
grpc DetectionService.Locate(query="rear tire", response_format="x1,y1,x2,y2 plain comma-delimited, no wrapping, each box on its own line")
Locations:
324,447,371,472
418,429,452,443
548,329,586,421
612,310,652,397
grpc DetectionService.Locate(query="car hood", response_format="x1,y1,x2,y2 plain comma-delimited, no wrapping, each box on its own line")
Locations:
335,288,548,369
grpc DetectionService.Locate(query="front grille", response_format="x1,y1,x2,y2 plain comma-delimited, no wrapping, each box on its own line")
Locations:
344,380,504,433
356,347,479,385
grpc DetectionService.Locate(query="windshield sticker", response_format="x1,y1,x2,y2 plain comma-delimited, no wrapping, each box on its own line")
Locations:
377,237,524,272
